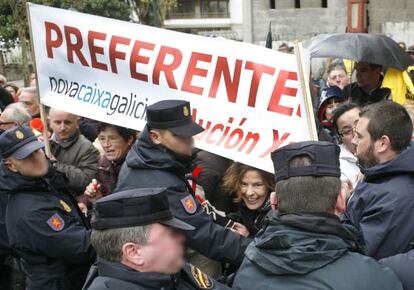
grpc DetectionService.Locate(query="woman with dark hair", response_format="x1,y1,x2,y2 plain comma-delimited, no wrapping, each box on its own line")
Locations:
4,83,19,103
223,163,275,237
79,123,137,209
0,86,14,112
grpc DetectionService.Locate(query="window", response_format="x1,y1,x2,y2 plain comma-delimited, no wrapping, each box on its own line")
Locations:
200,0,229,18
170,0,196,18
271,0,327,9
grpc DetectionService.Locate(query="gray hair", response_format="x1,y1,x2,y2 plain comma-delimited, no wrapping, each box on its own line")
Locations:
91,225,150,262
276,155,341,214
20,86,38,97
3,103,32,126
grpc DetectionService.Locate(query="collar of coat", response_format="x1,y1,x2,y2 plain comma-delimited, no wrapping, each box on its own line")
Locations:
52,130,80,149
95,258,177,289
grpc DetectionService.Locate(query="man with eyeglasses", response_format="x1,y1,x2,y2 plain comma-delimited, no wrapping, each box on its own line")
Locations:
0,103,32,134
332,103,361,190
326,62,350,90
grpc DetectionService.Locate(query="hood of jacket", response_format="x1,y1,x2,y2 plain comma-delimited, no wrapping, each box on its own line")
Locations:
0,161,69,196
125,126,192,176
244,212,362,276
362,143,414,181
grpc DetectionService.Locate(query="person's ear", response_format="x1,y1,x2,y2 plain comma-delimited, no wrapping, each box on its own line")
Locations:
270,191,278,210
75,117,81,128
149,130,162,145
335,185,346,216
122,242,145,267
4,160,18,173
376,135,391,154
127,136,134,147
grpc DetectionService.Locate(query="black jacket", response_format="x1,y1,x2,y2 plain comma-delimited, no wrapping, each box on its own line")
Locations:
342,144,414,259
115,127,250,266
228,199,270,237
0,192,10,257
343,81,391,106
233,212,402,290
380,249,414,290
0,163,96,290
83,259,229,290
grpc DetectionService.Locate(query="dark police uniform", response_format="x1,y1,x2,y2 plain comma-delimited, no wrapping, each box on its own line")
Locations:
83,187,230,290
115,100,251,266
0,126,95,290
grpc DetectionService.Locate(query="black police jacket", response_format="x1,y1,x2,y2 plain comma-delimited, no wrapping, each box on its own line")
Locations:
83,259,230,290
115,127,251,266
0,163,96,290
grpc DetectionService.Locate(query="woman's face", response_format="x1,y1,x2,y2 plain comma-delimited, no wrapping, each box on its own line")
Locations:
98,127,132,161
239,170,269,210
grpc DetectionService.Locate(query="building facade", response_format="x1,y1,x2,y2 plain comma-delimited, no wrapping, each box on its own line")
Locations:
164,0,243,40
245,0,414,47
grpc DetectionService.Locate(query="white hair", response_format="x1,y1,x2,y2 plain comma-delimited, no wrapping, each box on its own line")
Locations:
3,103,32,126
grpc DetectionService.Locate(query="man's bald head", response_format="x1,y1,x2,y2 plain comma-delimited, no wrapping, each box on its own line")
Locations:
48,108,80,142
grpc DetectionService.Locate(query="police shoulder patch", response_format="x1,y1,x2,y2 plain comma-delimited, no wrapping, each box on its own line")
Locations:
190,265,213,289
46,213,65,231
180,195,197,214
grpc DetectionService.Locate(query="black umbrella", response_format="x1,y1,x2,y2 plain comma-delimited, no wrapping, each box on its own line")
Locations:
304,33,414,71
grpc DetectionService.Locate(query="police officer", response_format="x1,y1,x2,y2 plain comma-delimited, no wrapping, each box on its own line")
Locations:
115,100,250,266
0,126,95,290
83,187,230,290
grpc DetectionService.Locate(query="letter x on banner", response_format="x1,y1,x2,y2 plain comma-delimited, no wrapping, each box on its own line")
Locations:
27,3,317,173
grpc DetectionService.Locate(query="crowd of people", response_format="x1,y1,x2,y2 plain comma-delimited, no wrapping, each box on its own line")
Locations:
0,43,414,290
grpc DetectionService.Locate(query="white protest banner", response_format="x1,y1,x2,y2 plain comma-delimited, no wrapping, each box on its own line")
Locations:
27,3,316,173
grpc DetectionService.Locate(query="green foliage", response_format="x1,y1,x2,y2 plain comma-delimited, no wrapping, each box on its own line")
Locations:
0,0,131,46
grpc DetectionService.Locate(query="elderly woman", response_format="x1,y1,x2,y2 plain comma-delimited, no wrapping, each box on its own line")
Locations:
79,122,137,209
223,163,275,237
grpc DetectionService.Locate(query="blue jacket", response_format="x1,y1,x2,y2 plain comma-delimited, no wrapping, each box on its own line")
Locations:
380,249,414,290
342,144,414,259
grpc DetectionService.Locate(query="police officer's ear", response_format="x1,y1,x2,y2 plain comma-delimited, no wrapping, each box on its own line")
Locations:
270,191,278,210
335,184,347,216
149,129,163,145
121,242,145,268
3,159,18,173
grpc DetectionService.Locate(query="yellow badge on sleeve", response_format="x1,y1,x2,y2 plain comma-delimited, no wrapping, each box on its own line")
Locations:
190,265,213,289
60,200,72,213
15,130,24,139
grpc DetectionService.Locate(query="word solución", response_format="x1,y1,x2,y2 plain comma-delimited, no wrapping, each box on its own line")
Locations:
192,108,291,157
49,76,149,118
